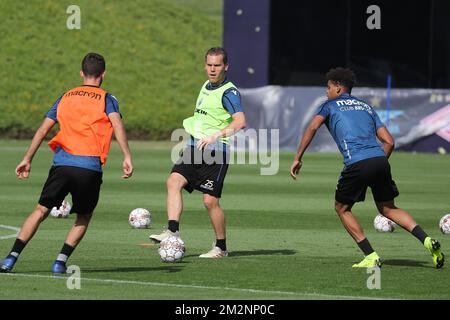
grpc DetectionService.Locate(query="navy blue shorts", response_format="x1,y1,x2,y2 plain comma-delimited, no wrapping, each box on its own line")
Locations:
39,166,103,214
171,146,229,198
335,156,399,204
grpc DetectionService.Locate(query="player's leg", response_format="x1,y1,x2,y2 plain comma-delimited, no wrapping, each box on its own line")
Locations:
199,194,228,258
1,166,69,273
335,160,381,268
52,213,93,273
376,200,444,268
335,201,381,268
149,172,188,242
51,167,101,273
371,157,444,268
0,205,50,272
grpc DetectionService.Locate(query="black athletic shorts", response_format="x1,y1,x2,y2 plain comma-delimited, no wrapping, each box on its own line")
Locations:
335,156,399,205
171,146,229,198
39,166,103,214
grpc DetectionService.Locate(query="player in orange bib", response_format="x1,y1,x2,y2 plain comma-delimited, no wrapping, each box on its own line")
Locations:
0,53,133,273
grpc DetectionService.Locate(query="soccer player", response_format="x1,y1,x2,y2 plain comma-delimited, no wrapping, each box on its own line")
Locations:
149,47,246,258
290,67,444,268
0,53,133,273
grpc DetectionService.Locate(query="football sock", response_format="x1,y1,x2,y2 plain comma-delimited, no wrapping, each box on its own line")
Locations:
357,238,375,256
56,243,75,263
411,225,428,244
9,239,27,258
168,220,179,233
216,239,227,251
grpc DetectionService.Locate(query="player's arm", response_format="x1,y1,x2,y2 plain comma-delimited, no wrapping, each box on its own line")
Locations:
197,112,246,149
376,127,395,158
16,117,56,179
108,112,133,179
290,115,325,180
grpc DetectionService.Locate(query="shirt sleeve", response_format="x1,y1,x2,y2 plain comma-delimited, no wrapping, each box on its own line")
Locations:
316,101,330,119
373,109,386,129
222,88,243,115
106,93,121,116
46,95,63,121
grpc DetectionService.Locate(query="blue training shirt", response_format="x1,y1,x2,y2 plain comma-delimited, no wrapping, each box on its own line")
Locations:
46,87,120,172
316,92,386,166
187,78,243,151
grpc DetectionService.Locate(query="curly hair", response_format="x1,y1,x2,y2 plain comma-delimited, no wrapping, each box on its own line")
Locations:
325,67,356,93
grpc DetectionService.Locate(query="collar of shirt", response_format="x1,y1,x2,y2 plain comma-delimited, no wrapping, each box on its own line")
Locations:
206,77,229,90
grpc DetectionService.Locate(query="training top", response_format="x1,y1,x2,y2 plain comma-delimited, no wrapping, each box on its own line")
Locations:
316,92,386,166
46,85,120,172
184,78,243,151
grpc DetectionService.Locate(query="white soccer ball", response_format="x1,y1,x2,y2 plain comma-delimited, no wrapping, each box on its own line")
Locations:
128,208,151,229
439,214,450,235
50,200,71,218
158,236,185,263
373,214,396,232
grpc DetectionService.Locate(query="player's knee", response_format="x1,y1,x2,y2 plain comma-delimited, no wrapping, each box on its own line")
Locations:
35,204,50,221
75,213,92,225
335,202,350,216
335,203,344,215
203,196,219,210
167,174,185,191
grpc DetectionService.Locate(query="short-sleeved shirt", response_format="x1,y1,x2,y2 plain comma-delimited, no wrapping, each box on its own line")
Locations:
187,78,243,151
46,87,120,172
316,93,386,166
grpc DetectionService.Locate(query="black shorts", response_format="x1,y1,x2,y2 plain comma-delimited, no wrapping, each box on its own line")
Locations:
171,146,229,198
39,166,103,214
335,156,399,205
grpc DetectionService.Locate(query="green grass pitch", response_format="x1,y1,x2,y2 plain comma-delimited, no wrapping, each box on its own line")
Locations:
0,140,449,299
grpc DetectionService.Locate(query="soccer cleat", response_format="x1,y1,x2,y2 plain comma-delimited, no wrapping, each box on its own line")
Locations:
51,260,67,274
149,229,179,243
199,246,228,259
0,255,17,273
352,252,382,268
424,237,445,269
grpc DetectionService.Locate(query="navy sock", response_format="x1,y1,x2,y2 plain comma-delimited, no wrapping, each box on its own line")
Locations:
357,238,374,256
411,225,428,244
9,239,27,258
216,239,227,251
56,243,75,263
168,220,179,233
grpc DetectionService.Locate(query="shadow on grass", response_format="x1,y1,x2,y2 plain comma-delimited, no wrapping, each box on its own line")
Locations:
229,249,297,257
83,265,185,273
182,249,296,259
382,259,432,269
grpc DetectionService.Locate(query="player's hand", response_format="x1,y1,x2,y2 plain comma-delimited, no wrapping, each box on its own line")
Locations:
197,132,221,150
122,158,133,179
16,159,31,179
290,159,302,180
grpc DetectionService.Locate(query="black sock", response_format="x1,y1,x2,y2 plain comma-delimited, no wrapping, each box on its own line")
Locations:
56,243,75,263
411,225,428,244
168,220,179,233
216,239,227,251
357,238,375,256
9,239,27,258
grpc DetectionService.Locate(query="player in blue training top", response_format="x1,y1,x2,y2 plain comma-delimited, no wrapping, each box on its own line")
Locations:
290,67,444,269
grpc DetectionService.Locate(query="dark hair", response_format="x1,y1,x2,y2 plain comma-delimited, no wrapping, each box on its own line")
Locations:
81,52,106,77
325,67,356,93
205,47,228,65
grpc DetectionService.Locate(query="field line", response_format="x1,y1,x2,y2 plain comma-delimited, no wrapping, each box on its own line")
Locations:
0,272,392,300
0,225,20,240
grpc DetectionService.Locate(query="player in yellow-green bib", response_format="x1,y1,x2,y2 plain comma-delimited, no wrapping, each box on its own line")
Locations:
150,47,246,258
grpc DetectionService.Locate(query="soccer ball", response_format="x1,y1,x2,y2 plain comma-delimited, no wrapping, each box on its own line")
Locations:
50,200,71,218
128,208,151,229
158,236,185,263
439,214,450,234
373,214,396,232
